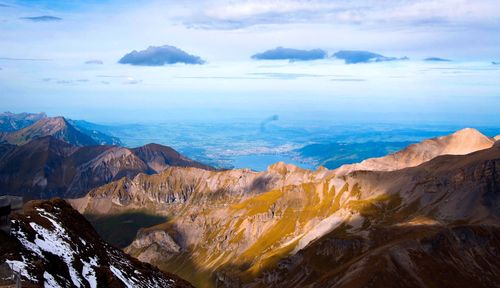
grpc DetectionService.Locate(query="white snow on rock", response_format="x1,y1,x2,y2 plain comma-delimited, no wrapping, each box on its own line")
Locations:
44,271,62,288
5,259,37,282
82,257,99,288
9,205,180,287
28,217,83,287
110,265,135,288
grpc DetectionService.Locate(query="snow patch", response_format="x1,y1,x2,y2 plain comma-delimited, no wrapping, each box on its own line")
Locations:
5,259,37,282
82,257,98,288
110,265,135,288
44,271,62,288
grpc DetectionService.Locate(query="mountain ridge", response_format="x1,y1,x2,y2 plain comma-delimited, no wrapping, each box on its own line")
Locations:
334,128,495,176
0,136,213,199
0,198,193,287
73,128,500,287
1,116,99,146
0,112,122,146
0,112,47,132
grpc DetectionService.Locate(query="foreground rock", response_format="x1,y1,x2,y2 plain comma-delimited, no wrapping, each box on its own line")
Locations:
0,198,193,288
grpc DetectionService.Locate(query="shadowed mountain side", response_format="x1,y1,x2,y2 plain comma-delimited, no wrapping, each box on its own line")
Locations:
73,133,500,287
0,198,193,287
248,224,500,288
0,136,213,199
132,143,212,172
0,112,46,132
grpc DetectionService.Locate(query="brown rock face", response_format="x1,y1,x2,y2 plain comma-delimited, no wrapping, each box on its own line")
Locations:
75,130,500,287
334,128,495,176
0,136,213,199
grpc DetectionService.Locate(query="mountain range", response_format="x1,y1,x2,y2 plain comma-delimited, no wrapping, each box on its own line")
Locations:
0,112,121,146
71,128,500,287
0,112,47,132
0,136,213,199
1,113,499,287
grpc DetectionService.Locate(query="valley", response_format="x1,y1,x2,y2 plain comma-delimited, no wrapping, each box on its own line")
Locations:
2,1,500,286
71,128,500,287
1,112,499,287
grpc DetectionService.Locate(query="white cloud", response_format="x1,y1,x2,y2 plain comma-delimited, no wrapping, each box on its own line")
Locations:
183,0,500,28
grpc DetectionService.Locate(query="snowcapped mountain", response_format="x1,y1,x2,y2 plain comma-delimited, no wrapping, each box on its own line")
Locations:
0,198,193,287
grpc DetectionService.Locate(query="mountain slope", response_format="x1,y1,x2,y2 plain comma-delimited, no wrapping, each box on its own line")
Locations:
240,143,500,287
0,113,122,146
1,117,98,146
256,224,500,288
334,128,495,176
68,119,122,146
0,198,193,287
74,130,500,287
0,112,46,132
132,143,213,172
0,136,213,199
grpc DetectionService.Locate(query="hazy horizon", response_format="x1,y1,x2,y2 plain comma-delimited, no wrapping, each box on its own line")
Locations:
1,0,500,126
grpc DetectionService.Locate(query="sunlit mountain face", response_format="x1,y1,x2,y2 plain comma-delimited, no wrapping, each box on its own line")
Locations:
1,1,499,288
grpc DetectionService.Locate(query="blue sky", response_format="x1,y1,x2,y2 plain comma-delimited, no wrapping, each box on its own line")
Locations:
0,0,499,124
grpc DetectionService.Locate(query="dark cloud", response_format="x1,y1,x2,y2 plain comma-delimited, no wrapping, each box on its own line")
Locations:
118,45,205,66
0,3,9,7
260,115,279,132
85,60,103,65
332,50,408,64
20,16,62,22
491,61,499,65
424,57,451,62
251,47,327,61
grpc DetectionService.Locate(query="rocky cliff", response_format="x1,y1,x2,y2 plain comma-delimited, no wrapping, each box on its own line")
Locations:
0,198,193,287
73,129,500,287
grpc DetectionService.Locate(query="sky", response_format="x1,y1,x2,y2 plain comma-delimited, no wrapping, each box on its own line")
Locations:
0,0,499,125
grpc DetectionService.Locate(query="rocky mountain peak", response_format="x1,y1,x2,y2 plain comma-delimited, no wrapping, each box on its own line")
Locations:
334,128,495,176
0,198,193,287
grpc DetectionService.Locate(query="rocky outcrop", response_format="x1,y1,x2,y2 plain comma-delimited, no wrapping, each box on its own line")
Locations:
252,225,500,288
0,198,193,287
73,129,500,287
